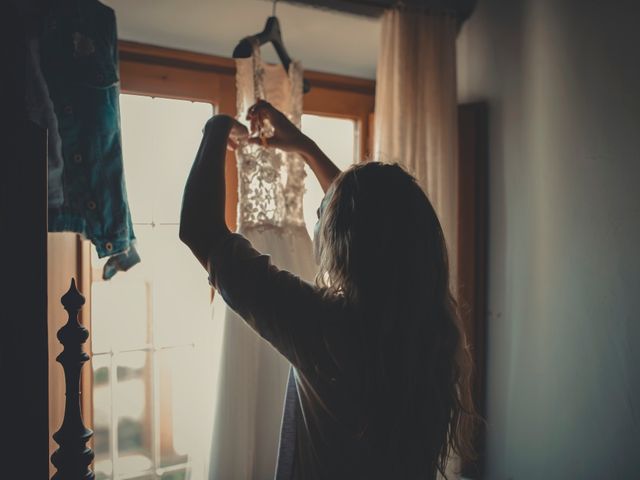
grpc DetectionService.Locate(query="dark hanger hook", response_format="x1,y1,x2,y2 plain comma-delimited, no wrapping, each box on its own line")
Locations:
272,0,278,17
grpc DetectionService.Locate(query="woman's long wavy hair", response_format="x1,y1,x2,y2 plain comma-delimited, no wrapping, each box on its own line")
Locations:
316,162,478,479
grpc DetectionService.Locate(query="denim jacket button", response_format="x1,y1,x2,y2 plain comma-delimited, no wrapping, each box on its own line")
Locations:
96,73,104,82
87,200,97,210
105,242,113,252
73,154,82,164
64,105,73,115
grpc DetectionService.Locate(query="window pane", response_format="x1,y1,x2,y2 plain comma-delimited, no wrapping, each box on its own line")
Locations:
153,225,210,347
116,351,153,475
159,347,196,467
91,275,150,353
119,94,155,223
300,115,358,236
120,95,214,225
301,115,358,170
92,354,112,480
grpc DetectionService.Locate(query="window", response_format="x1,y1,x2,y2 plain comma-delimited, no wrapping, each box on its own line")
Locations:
90,95,215,480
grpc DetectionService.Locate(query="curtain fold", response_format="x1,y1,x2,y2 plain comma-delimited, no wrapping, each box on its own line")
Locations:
374,9,460,479
374,9,459,277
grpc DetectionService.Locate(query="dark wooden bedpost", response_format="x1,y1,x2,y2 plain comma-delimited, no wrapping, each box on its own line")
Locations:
51,279,95,480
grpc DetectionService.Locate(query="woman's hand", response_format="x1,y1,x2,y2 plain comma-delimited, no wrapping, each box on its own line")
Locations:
226,116,250,151
246,100,341,192
246,100,311,153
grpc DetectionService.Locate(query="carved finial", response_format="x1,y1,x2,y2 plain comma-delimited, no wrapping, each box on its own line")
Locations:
51,278,94,479
61,278,85,310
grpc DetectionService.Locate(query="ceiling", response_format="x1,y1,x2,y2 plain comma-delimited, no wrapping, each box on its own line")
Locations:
286,0,476,19
281,0,394,17
103,0,381,79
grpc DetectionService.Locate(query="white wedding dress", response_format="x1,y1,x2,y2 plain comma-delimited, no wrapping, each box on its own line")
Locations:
208,41,316,480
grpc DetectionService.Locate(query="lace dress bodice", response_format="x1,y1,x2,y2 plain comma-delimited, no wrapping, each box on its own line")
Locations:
235,40,307,231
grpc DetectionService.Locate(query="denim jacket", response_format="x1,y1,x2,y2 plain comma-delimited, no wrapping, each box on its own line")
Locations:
40,0,139,278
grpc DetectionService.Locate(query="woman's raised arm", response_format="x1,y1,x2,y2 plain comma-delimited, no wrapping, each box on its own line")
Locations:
179,115,247,269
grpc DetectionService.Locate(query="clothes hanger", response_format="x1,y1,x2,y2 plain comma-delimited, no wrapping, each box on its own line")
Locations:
232,0,311,93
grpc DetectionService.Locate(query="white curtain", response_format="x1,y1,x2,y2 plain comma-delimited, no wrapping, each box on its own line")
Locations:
374,8,460,479
374,8,459,274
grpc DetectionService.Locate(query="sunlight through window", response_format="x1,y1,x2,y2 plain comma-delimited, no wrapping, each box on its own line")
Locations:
91,95,214,480
301,114,358,236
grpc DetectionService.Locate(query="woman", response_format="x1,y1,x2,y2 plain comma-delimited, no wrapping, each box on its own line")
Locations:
180,100,478,480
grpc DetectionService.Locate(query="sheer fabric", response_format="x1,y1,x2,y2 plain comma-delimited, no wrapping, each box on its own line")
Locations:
207,40,316,480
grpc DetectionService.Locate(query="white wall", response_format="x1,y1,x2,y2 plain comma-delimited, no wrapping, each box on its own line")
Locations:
457,0,640,478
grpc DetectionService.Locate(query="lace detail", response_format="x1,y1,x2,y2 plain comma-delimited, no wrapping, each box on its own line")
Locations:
235,39,307,229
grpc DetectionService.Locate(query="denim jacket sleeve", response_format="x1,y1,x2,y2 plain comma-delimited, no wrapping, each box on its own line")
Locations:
40,1,139,275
